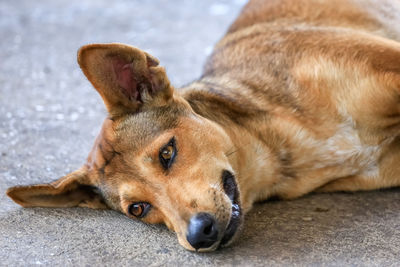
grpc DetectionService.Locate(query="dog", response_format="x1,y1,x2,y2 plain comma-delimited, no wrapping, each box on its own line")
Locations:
6,0,400,252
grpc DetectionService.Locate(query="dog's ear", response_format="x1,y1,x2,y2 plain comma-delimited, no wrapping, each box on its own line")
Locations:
78,43,173,117
6,168,107,209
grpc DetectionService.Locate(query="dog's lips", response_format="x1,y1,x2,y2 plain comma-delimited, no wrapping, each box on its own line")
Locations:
220,170,242,247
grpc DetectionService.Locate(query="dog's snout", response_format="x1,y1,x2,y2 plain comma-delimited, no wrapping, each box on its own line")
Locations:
186,212,219,250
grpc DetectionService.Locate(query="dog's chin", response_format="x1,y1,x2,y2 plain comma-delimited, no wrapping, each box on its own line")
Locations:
219,170,243,248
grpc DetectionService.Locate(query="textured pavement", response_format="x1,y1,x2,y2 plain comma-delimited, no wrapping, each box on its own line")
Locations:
1,0,400,266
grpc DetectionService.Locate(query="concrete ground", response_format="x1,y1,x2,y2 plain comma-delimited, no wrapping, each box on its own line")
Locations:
0,0,399,266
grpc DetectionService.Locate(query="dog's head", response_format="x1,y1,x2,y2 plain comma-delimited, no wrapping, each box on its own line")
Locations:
6,43,243,252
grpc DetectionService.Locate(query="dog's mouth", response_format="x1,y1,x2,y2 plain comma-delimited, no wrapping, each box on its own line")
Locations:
220,170,242,247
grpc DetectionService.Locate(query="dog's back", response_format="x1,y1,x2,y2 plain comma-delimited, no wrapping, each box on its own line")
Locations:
228,0,400,39
203,0,400,86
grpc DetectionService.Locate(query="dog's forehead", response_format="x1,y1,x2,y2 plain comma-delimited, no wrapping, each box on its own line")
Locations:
113,106,186,150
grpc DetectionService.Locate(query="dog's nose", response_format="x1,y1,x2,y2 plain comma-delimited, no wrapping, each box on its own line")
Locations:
186,212,219,250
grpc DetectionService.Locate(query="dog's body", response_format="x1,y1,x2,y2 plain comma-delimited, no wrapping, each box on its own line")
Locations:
6,0,400,251
192,0,400,208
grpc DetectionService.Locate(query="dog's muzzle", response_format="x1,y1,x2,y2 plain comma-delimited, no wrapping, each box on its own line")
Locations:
186,170,242,250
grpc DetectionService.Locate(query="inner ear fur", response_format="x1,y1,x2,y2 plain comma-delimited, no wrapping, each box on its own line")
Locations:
6,168,108,209
77,43,173,117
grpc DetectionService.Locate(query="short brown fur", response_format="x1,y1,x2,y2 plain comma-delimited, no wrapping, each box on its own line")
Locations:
7,0,400,251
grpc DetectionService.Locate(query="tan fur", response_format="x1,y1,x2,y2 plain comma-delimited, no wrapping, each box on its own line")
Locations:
6,0,400,252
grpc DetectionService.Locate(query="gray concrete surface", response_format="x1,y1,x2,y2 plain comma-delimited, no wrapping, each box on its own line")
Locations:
1,0,399,266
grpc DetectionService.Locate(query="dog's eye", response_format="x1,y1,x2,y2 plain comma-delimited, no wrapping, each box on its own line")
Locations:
128,202,151,218
159,137,176,170
161,145,173,159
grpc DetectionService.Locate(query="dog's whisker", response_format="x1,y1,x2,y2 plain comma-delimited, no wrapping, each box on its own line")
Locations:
225,142,251,158
225,148,239,157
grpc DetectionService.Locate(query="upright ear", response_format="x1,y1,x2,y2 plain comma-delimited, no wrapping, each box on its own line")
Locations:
6,168,107,209
78,43,173,117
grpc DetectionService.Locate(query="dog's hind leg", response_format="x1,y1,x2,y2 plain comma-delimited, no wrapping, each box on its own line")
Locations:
316,175,399,193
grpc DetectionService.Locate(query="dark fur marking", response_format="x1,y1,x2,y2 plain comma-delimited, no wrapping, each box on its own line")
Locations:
187,89,265,128
240,79,303,114
277,150,296,179
255,131,296,179
97,142,121,177
98,165,105,175
190,200,198,209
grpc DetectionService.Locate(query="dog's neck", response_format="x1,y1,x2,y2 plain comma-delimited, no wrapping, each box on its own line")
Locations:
180,80,282,212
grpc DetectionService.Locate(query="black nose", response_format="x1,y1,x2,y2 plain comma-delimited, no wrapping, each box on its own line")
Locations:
186,212,219,250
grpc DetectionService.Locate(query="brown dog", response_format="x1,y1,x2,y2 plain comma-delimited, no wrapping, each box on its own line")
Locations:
6,0,400,251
